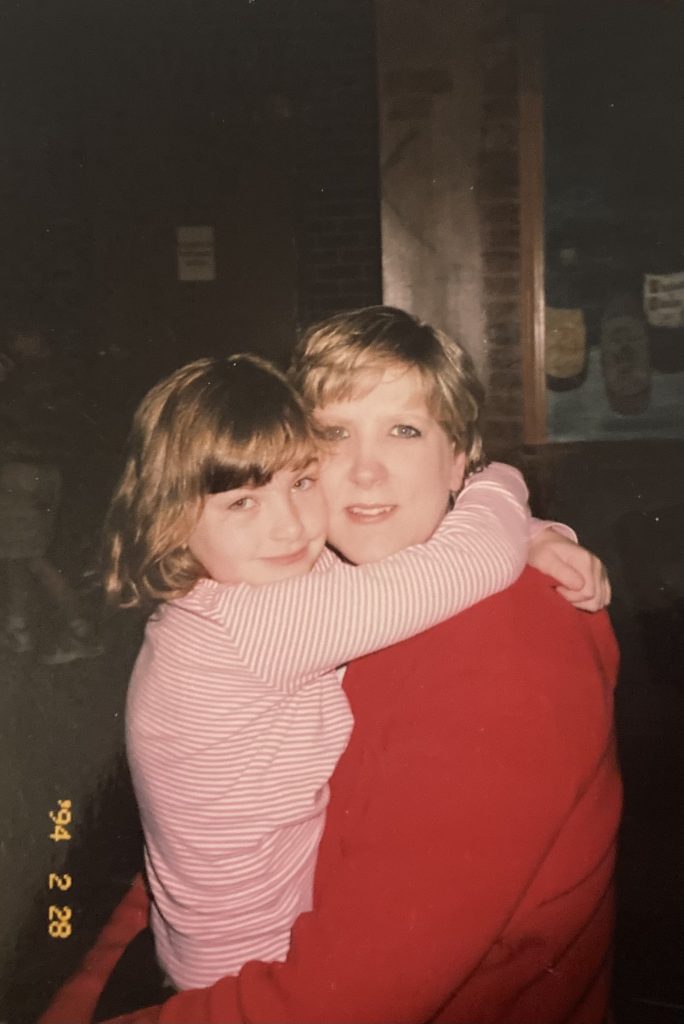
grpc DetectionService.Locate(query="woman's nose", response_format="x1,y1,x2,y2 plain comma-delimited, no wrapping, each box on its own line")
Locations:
347,440,388,488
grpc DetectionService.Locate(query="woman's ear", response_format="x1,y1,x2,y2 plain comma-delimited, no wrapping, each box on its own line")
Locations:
449,450,467,493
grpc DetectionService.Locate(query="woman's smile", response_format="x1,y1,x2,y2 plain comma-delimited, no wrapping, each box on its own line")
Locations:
344,504,396,524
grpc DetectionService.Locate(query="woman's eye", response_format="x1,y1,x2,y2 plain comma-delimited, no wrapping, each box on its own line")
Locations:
228,496,255,511
293,476,317,492
320,425,348,442
391,424,421,438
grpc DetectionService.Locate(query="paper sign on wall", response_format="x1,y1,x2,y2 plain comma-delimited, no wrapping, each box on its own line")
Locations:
176,226,216,282
644,271,684,328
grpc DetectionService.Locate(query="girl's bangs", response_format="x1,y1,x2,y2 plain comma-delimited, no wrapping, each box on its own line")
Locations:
203,418,318,495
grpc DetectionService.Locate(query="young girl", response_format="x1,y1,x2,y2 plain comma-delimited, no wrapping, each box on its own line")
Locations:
104,353,532,991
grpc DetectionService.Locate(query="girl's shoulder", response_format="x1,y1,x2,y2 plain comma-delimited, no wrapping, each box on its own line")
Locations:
174,576,228,603
160,547,342,632
173,547,342,609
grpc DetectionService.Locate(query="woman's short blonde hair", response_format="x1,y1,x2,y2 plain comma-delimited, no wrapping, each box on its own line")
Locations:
290,305,486,472
103,354,318,611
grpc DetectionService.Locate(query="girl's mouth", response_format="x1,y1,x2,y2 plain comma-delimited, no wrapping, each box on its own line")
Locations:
265,546,309,565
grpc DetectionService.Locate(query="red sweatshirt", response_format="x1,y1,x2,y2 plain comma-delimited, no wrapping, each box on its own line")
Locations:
41,567,621,1024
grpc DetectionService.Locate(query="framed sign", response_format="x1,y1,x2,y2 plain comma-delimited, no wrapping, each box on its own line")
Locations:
176,226,216,282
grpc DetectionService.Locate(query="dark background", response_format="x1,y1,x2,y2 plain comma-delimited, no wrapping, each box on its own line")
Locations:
1,2,683,1022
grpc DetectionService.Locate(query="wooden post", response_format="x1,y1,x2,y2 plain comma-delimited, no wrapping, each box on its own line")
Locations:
518,7,547,443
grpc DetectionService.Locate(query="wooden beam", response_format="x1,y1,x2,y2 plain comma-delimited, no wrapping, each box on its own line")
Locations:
518,7,547,444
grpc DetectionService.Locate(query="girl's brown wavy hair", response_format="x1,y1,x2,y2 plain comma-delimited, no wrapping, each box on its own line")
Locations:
102,354,319,612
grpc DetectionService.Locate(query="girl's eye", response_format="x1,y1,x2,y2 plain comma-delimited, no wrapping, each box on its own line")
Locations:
293,476,317,492
391,424,421,439
228,496,256,511
320,425,348,442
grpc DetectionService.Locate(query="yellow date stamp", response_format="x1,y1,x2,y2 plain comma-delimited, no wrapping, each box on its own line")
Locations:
49,798,72,843
48,800,73,939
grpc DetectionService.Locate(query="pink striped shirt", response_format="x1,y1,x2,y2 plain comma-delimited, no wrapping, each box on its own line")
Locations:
126,463,529,989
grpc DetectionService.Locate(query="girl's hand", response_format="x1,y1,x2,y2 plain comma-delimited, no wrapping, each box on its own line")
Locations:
528,528,611,612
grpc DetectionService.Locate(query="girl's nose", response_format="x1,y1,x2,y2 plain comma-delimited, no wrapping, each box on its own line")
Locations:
270,498,306,542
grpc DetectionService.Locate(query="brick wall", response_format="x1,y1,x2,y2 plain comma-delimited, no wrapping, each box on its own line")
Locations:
476,1,526,449
293,0,383,327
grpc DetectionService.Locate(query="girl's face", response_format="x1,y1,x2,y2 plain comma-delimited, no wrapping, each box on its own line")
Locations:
315,365,465,566
188,461,327,586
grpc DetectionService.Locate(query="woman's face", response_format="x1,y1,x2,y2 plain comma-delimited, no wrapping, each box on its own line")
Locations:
315,365,465,565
